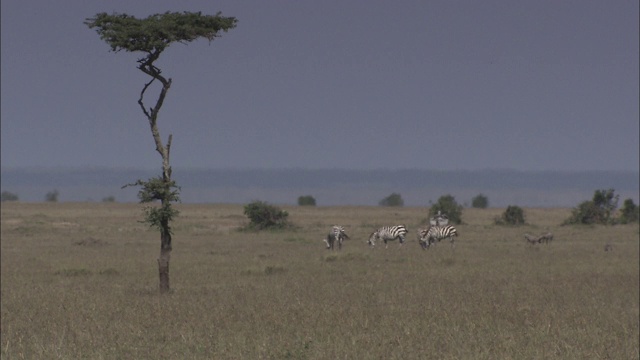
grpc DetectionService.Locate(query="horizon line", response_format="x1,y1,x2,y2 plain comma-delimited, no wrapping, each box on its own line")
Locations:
2,166,639,174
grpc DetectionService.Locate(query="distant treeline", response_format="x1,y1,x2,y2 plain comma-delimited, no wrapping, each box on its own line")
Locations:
2,167,638,190
1,167,638,206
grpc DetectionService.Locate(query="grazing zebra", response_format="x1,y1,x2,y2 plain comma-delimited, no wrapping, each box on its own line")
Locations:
419,225,458,249
417,227,430,248
524,233,539,245
323,225,349,250
368,225,408,249
538,232,553,244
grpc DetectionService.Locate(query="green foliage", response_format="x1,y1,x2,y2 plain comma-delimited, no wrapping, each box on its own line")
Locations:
618,198,639,224
297,195,316,206
126,177,181,203
564,188,620,225
379,192,404,207
45,190,59,203
1,191,19,202
429,194,462,224
471,194,489,209
243,201,290,230
85,11,238,54
496,205,526,225
123,177,181,233
102,195,116,203
565,201,601,225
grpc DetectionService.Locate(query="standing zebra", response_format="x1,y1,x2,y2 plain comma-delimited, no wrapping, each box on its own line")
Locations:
524,233,539,245
368,225,408,249
324,225,349,250
538,232,553,244
418,225,458,249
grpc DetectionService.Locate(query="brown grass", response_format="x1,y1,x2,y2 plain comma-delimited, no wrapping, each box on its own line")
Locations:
1,203,638,359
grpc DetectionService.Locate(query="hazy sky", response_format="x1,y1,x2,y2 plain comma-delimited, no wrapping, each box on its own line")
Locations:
2,1,638,172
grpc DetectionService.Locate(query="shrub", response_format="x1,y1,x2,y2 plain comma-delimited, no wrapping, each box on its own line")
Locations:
1,191,19,202
379,192,404,207
243,201,290,230
496,205,526,225
618,198,639,224
564,189,619,225
471,194,489,208
102,195,116,203
429,194,462,224
45,189,59,203
297,195,316,206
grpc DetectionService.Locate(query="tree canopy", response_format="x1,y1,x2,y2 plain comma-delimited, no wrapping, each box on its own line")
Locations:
85,11,237,55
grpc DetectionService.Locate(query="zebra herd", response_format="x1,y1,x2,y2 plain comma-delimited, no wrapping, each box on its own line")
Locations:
323,215,560,251
323,224,458,251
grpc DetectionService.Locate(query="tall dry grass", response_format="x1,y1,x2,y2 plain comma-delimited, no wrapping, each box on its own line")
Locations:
1,203,638,359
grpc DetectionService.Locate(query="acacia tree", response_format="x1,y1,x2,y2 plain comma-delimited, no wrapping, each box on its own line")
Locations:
85,11,237,293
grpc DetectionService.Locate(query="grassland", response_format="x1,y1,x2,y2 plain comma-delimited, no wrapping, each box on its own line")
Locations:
1,202,638,359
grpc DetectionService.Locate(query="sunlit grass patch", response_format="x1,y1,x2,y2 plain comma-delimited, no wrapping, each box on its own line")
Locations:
283,236,309,243
73,237,108,246
241,265,287,275
98,268,120,276
54,268,92,277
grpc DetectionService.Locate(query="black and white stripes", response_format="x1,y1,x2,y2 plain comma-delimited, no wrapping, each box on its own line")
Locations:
418,225,458,249
324,225,349,250
320,220,462,251
368,225,408,249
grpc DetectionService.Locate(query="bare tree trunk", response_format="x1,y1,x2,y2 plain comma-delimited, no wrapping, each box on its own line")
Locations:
158,220,172,293
158,251,170,293
138,57,175,294
159,211,172,294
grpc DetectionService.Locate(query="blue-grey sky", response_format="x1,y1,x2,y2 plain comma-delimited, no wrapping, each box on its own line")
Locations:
2,1,638,172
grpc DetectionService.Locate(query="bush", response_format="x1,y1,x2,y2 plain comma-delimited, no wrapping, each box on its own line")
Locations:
379,193,404,207
45,189,59,203
618,198,639,224
429,194,462,224
471,194,489,208
496,205,525,225
1,191,19,202
243,201,290,230
102,195,116,203
564,189,619,225
297,195,316,206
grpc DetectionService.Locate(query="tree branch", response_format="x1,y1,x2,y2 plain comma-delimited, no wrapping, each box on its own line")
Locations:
135,52,174,164
138,78,155,119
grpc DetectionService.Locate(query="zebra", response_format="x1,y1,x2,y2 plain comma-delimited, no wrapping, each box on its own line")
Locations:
524,233,539,245
368,225,408,249
538,232,553,244
419,225,458,249
323,225,349,250
430,211,449,227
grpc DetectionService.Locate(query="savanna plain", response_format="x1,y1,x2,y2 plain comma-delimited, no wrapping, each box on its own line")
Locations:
1,202,638,359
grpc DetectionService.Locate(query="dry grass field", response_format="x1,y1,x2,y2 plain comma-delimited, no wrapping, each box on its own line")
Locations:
1,202,638,359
